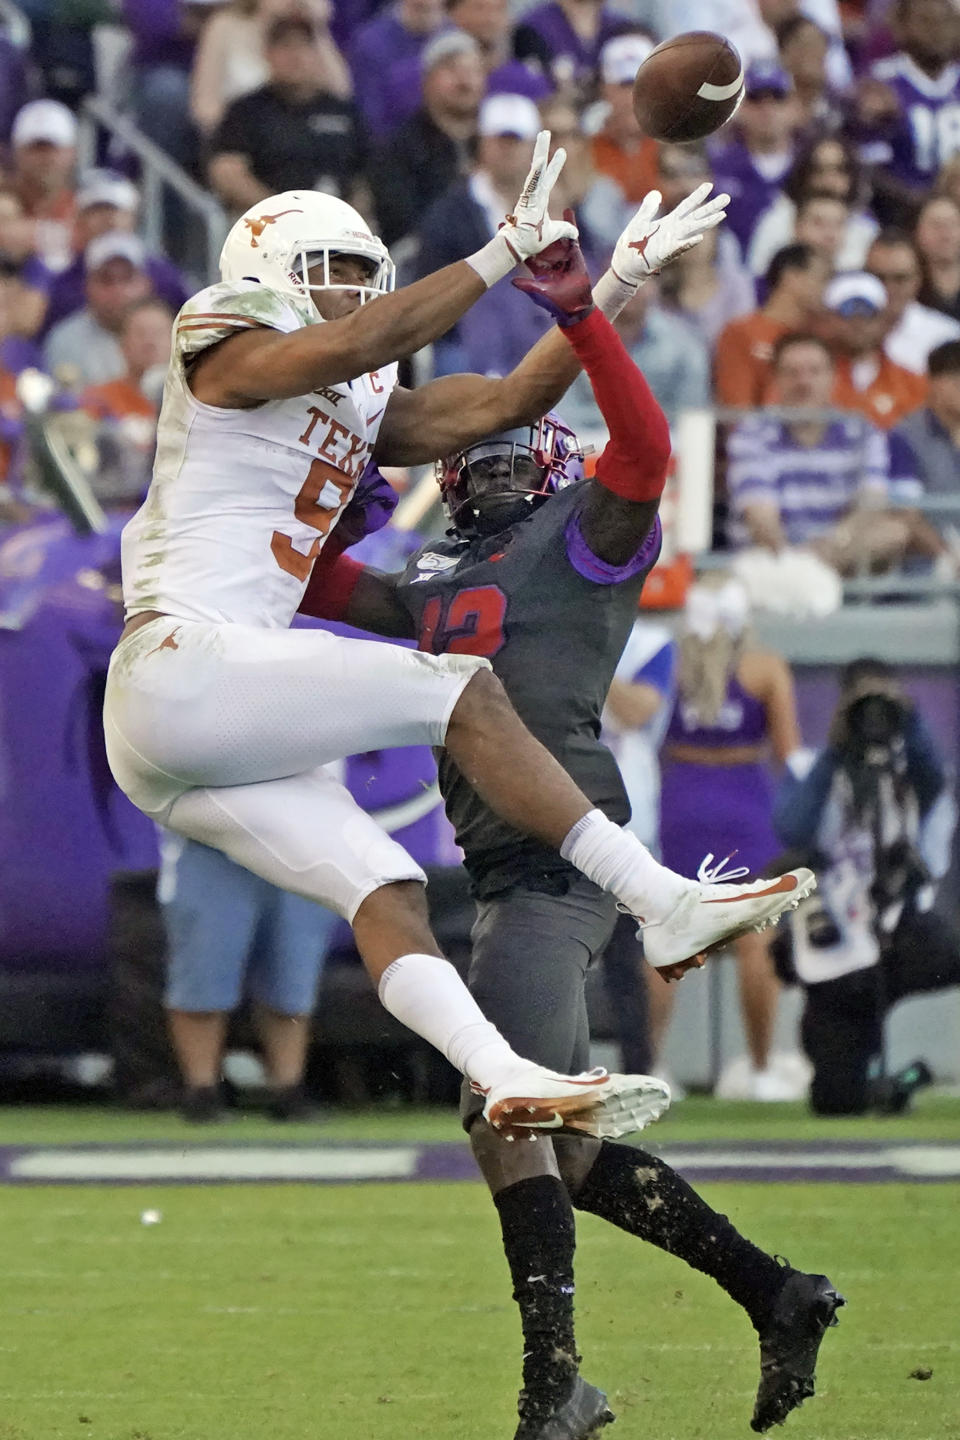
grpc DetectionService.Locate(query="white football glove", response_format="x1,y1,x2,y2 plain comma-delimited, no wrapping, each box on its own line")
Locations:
466,130,578,287
611,182,729,289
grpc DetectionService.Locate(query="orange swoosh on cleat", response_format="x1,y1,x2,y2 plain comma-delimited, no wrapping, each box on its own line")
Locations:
703,876,798,903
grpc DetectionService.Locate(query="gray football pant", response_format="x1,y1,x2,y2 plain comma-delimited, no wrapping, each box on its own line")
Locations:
459,876,618,1129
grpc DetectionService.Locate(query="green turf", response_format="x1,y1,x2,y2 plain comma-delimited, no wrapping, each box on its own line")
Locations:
0,1099,958,1440
1,1092,959,1146
0,1178,956,1440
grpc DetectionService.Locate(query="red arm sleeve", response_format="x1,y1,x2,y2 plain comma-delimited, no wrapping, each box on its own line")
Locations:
297,548,365,621
561,307,670,502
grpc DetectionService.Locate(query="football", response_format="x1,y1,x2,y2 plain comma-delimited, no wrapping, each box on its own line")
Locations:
632,31,744,143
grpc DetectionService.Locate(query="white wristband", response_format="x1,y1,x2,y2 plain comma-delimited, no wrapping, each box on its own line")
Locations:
593,267,644,320
465,231,517,289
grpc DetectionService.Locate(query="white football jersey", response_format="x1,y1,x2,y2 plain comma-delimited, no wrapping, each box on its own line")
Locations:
121,280,397,627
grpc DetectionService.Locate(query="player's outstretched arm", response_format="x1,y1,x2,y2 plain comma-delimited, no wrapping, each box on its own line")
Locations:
373,188,727,468
191,132,576,405
514,235,670,565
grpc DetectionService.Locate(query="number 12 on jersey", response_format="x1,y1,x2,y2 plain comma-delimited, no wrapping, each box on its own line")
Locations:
418,585,507,657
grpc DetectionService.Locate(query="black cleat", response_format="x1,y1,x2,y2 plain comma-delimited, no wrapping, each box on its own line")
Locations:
752,1268,845,1432
180,1084,227,1123
515,1377,615,1440
265,1083,318,1121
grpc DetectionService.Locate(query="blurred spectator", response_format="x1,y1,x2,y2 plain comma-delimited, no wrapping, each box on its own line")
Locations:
915,195,960,321
44,233,153,388
933,152,960,211
446,0,554,100
82,297,173,426
892,339,960,493
330,0,380,49
0,262,41,374
598,615,675,1076
208,15,367,214
776,13,839,133
654,0,850,87
863,0,960,225
650,0,778,70
727,332,891,552
25,171,190,338
160,835,334,1122
658,227,756,350
774,659,959,1116
540,95,628,255
191,0,351,138
368,32,484,249
513,0,627,90
0,191,47,341
712,60,801,257
122,0,204,172
415,92,541,373
653,143,755,348
562,284,711,431
81,298,174,504
715,242,831,407
656,572,803,1100
749,137,879,278
793,192,852,271
7,100,77,274
349,0,447,138
866,230,960,374
825,271,928,428
0,33,29,146
590,34,659,207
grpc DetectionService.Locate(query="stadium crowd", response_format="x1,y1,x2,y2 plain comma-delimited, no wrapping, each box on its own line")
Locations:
0,0,959,556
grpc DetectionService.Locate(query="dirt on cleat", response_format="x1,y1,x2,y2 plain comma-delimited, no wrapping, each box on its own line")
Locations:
751,1268,845,1433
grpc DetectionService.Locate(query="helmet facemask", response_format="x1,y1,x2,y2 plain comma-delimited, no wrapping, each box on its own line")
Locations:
295,241,395,314
439,416,584,538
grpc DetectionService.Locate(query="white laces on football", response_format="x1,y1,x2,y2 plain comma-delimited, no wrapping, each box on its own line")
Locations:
697,852,750,885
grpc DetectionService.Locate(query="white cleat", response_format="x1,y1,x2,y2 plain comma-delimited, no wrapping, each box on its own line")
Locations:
640,857,816,974
475,1065,671,1141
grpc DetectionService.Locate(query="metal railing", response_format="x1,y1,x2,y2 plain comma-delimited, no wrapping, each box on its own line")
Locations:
77,95,229,285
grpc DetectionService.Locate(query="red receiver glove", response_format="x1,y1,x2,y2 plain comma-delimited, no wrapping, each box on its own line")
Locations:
511,211,594,327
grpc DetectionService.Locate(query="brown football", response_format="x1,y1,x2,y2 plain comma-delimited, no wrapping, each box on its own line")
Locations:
632,31,744,143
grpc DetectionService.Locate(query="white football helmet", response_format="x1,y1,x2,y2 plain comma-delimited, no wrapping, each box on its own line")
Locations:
218,191,395,316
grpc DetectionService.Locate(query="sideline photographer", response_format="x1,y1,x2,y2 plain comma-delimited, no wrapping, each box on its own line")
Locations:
773,659,960,1115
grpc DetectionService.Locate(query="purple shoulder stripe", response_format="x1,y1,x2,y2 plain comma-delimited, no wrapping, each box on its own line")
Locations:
564,509,662,585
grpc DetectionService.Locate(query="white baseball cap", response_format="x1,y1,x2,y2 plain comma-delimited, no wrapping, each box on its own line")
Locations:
600,33,654,86
85,231,147,272
824,271,887,315
77,169,140,214
478,93,540,141
11,99,78,149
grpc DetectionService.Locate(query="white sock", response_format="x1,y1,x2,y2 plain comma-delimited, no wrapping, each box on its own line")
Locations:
560,809,689,923
378,953,534,1089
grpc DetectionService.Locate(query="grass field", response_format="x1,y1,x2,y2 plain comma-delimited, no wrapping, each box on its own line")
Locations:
1,1097,958,1440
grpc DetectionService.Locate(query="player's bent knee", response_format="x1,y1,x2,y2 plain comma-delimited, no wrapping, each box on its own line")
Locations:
353,878,430,926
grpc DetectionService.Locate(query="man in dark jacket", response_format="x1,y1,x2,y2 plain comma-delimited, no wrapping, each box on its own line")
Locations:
368,31,484,248
774,658,960,1115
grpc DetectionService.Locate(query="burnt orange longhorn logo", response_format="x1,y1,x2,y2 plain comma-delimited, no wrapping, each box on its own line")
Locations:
147,627,182,658
243,209,303,248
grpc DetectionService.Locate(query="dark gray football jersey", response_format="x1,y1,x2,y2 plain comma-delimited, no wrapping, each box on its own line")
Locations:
397,480,661,897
